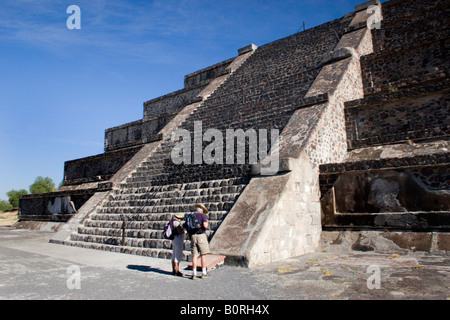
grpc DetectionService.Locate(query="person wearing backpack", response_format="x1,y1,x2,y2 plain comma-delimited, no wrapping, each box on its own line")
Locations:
187,204,211,280
171,212,186,277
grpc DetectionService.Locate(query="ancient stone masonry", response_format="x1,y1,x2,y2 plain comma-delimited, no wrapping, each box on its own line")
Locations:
345,79,450,149
19,0,450,265
319,0,450,251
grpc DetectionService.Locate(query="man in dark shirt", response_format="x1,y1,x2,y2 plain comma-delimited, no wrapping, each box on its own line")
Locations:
190,204,211,279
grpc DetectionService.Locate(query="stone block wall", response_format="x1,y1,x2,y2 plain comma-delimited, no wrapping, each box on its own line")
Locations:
319,0,450,235
361,39,449,95
63,146,142,186
345,86,450,149
19,189,96,222
371,0,449,54
184,58,234,89
153,17,350,186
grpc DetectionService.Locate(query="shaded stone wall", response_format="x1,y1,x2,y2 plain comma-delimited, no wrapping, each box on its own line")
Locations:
320,154,450,192
345,85,450,149
361,39,449,95
319,0,450,233
371,0,449,54
63,146,142,186
19,189,96,222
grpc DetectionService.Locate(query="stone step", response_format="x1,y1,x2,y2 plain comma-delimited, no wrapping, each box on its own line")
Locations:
85,211,228,224
61,239,191,261
113,185,246,198
123,176,245,188
78,220,221,234
102,197,240,209
70,229,215,253
76,225,216,241
110,192,242,203
188,254,226,271
96,202,235,214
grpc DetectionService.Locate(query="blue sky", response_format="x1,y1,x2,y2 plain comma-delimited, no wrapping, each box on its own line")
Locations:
0,0,366,200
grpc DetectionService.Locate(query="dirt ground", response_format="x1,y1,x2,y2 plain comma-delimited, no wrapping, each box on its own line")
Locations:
0,210,18,226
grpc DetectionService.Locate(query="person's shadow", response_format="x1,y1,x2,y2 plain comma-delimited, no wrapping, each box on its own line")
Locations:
126,265,173,276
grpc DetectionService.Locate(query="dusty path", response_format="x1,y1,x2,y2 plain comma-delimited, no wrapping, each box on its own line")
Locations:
0,210,18,226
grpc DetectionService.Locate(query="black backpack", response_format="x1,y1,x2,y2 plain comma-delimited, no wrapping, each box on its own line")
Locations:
185,212,201,234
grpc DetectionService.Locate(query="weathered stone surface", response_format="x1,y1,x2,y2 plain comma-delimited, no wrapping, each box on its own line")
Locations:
237,43,258,55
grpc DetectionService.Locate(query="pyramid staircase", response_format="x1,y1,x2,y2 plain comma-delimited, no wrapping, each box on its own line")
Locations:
60,135,249,260
53,5,357,263
53,47,257,260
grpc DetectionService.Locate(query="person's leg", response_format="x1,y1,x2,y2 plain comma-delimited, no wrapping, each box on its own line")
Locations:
192,254,199,279
174,261,183,276
173,235,184,276
201,254,206,270
200,254,210,278
171,259,177,275
198,233,211,279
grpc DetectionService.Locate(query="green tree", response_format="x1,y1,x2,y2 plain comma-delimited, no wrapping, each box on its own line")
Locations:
0,200,13,212
29,176,55,194
7,189,29,208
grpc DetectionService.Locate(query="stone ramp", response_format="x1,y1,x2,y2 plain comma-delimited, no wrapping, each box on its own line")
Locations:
187,254,226,271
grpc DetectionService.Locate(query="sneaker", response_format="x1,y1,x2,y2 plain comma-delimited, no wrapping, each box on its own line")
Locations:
200,273,210,279
191,274,197,280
